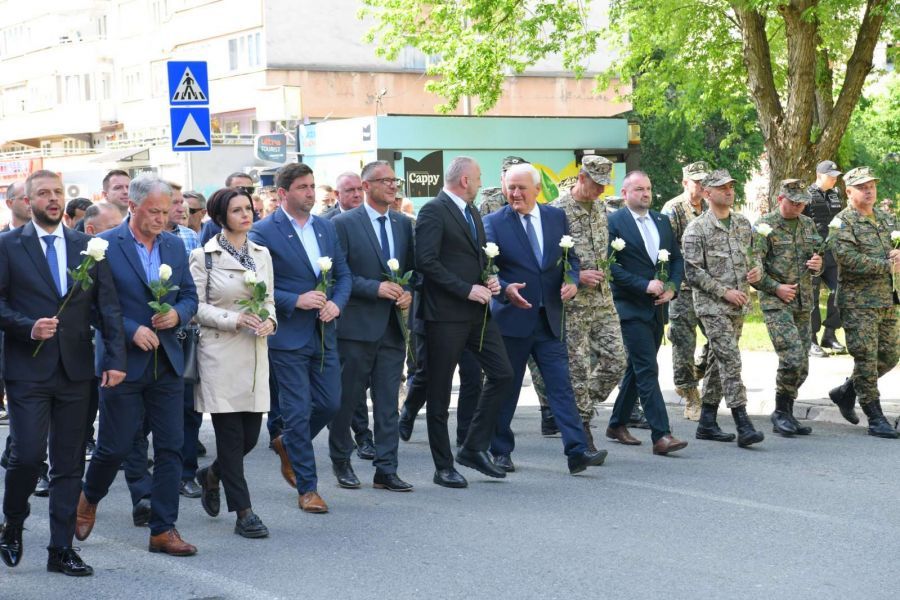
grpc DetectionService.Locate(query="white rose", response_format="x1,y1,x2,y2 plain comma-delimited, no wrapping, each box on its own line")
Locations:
158,264,173,281
890,230,900,242
244,271,257,285
387,258,400,272
81,237,109,261
317,256,333,272
611,238,626,252
828,217,843,229
755,223,773,236
657,249,670,262
483,242,500,258
559,235,575,249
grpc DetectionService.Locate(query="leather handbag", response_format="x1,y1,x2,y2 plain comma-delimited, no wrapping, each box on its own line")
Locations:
179,251,211,385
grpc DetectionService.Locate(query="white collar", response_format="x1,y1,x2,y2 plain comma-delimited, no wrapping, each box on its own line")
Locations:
34,221,64,239
363,201,390,222
443,188,469,212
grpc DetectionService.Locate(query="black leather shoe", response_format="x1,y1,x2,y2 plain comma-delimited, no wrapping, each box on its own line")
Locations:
179,479,201,498
332,460,361,489
491,454,515,473
196,440,207,458
33,473,50,498
197,466,220,517
455,448,506,479
132,498,151,527
398,407,415,442
568,449,608,474
0,448,8,470
433,468,468,488
809,342,827,358
373,472,414,492
355,438,376,461
0,522,23,567
234,511,268,538
820,330,845,353
46,546,93,577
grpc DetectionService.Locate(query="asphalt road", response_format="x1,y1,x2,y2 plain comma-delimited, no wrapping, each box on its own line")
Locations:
1,403,899,600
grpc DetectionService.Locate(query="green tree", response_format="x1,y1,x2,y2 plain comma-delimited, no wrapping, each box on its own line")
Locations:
360,0,896,197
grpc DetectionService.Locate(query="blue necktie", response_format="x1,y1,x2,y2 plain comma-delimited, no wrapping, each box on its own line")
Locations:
524,214,542,266
377,216,391,261
42,235,64,296
464,205,477,241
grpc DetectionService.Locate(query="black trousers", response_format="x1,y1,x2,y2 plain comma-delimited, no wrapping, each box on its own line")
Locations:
3,371,91,547
811,263,841,335
424,318,513,470
210,412,262,513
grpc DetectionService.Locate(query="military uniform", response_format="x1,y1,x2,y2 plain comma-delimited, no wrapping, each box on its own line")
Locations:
549,156,626,425
751,180,822,435
661,161,709,418
478,187,508,217
829,166,899,438
604,195,624,214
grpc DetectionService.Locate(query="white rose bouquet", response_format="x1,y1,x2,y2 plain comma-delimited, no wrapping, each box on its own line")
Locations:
478,243,500,351
235,269,271,391
315,256,333,372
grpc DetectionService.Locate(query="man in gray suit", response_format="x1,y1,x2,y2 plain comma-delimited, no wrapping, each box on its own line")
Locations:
330,161,415,491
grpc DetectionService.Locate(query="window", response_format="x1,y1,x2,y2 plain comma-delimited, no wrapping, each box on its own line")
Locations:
121,67,145,101
226,31,263,72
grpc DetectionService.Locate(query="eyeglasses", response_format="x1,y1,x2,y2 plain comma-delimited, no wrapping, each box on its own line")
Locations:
368,177,404,188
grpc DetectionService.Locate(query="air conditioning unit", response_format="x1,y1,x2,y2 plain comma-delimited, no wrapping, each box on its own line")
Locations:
65,183,89,200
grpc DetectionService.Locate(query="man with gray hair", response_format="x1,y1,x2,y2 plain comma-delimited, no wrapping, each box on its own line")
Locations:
322,172,365,220
3,182,31,231
77,174,200,556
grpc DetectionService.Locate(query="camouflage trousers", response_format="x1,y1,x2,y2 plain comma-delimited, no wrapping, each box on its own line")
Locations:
842,306,899,406
535,304,626,420
697,313,747,409
666,290,703,391
762,307,811,399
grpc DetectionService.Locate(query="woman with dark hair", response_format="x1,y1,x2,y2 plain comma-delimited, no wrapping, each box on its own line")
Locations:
189,187,276,538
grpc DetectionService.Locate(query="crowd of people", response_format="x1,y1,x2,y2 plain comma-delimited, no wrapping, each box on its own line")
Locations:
0,153,897,577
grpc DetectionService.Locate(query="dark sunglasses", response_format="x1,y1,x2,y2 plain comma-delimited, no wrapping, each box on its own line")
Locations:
237,186,256,196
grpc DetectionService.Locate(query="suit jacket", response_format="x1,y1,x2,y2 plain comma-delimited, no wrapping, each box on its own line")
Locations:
415,191,489,323
320,206,341,220
249,208,351,351
100,220,198,381
333,205,415,342
608,208,683,323
0,222,126,382
483,204,580,339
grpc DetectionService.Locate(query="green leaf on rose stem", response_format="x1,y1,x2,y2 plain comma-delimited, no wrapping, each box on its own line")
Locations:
255,281,267,295
158,303,173,313
148,301,162,311
258,309,270,321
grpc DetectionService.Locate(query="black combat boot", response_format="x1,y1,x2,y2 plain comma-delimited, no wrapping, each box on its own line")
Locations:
732,407,764,448
786,398,812,435
828,379,859,424
582,419,598,453
820,328,845,353
770,393,798,436
540,407,559,436
695,403,736,442
860,401,899,439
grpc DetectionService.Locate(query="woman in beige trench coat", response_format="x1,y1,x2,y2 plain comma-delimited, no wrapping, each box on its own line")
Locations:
189,187,276,539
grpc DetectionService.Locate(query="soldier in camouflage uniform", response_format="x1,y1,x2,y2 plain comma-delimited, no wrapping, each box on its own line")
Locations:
548,156,627,451
661,161,710,420
827,167,900,439
750,180,823,436
604,195,625,213
682,169,765,448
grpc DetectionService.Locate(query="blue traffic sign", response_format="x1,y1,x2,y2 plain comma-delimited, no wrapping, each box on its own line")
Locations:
167,61,209,105
170,107,211,152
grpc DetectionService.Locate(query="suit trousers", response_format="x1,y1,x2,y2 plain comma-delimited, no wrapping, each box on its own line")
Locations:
268,332,341,494
266,366,282,439
83,358,184,536
123,417,153,506
491,310,587,458
210,412,262,513
424,318,513,471
181,382,202,481
3,371,91,547
403,330,482,443
608,314,672,443
330,315,405,473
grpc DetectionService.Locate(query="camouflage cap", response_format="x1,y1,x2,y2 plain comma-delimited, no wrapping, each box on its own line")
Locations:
557,176,577,191
682,161,710,181
778,179,811,203
501,156,529,172
701,169,735,188
581,155,613,185
815,160,842,177
844,166,879,187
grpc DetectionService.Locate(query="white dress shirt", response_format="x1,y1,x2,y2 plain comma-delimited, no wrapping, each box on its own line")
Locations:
35,221,68,292
518,204,544,255
364,201,395,259
628,208,660,264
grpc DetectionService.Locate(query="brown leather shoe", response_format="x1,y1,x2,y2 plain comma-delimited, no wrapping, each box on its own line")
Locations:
605,425,642,446
75,492,97,541
149,528,197,556
271,436,297,489
298,491,328,514
652,435,688,455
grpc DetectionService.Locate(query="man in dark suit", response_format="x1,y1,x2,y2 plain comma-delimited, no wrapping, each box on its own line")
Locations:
414,156,513,488
77,175,199,556
249,163,351,513
0,170,126,576
605,171,689,455
483,164,608,474
330,161,414,491
322,171,374,460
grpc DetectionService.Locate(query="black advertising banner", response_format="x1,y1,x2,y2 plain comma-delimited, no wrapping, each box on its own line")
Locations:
404,151,444,197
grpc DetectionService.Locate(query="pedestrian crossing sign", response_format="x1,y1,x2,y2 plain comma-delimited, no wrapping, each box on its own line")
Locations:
170,107,211,152
167,61,209,105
